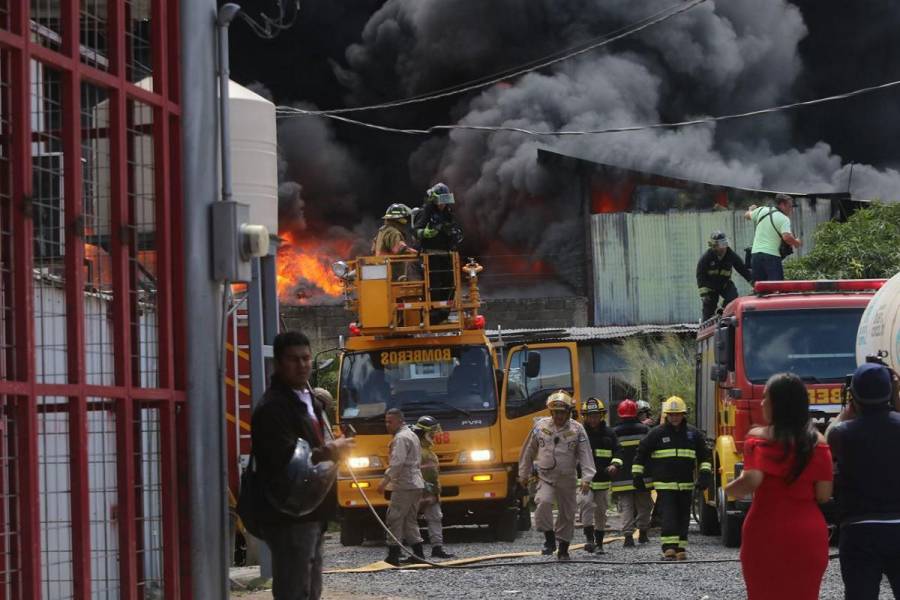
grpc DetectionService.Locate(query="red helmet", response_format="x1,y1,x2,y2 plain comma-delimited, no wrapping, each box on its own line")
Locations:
617,399,638,419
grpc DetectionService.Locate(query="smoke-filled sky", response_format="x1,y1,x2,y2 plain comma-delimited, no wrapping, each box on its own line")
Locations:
228,0,900,296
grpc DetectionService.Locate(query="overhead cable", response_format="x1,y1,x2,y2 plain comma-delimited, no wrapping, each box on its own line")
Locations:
284,0,709,116
275,78,900,137
236,0,300,40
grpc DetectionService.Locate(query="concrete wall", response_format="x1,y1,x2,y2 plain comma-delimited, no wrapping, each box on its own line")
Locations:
280,296,590,351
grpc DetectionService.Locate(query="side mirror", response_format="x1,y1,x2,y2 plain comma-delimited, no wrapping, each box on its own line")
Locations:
710,364,728,383
524,352,541,379
495,368,504,401
714,318,736,373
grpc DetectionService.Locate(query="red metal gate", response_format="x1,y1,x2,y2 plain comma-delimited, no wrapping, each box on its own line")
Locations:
0,1,186,597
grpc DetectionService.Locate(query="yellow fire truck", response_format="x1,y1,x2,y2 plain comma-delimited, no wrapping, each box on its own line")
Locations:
329,252,579,545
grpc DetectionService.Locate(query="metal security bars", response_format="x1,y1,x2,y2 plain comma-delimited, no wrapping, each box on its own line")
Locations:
0,1,185,598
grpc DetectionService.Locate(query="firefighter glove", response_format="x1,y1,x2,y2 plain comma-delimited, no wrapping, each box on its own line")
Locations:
422,226,439,239
695,470,713,491
633,476,646,491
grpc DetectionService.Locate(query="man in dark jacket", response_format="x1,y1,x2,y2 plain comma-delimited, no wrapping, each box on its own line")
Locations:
251,331,355,600
578,397,622,554
633,396,711,561
612,399,653,547
827,363,900,599
696,231,753,321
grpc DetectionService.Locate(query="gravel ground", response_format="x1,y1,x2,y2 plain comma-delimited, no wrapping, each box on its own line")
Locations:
235,510,895,599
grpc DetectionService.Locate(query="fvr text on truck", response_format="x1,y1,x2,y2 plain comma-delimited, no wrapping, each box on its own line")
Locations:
695,279,886,547
330,252,579,545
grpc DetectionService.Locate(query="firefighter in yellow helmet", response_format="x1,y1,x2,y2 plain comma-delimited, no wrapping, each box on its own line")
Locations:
372,203,417,256
518,390,595,560
632,396,712,561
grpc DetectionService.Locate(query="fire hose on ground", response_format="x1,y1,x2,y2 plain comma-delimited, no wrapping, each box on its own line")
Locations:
336,465,840,572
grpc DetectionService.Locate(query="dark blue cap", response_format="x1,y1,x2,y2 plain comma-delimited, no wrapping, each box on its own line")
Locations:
850,363,893,405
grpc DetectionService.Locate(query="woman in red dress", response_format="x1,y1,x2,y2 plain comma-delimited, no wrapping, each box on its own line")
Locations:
725,373,834,600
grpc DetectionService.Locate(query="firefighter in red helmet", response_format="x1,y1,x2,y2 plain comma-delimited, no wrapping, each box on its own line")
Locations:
612,399,654,547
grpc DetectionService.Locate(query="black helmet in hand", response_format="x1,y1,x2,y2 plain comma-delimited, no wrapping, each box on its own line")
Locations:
265,438,338,518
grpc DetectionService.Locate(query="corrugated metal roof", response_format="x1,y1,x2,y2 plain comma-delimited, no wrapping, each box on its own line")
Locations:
591,203,832,325
487,323,698,345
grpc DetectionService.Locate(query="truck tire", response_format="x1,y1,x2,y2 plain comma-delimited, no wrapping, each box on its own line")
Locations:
340,511,365,546
492,508,519,542
718,488,742,548
697,490,720,536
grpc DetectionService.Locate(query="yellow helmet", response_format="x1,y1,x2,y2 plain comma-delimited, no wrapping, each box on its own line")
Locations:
661,396,688,415
546,390,574,412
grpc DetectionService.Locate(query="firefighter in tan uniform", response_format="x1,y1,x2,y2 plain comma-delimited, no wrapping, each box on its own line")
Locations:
372,204,416,256
378,408,425,566
518,390,596,560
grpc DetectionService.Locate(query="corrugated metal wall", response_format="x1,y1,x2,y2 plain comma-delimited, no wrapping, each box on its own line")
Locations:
591,200,833,325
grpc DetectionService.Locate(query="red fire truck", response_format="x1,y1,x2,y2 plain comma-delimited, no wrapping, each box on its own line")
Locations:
694,279,886,547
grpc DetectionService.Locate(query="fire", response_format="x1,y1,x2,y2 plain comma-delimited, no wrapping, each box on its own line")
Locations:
276,231,352,303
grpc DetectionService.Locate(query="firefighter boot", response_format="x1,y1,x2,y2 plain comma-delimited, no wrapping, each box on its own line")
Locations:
594,529,606,555
541,531,557,555
662,548,677,561
401,543,426,564
557,540,571,561
676,548,688,561
385,546,402,567
431,546,455,559
638,529,649,544
623,534,635,548
583,526,596,553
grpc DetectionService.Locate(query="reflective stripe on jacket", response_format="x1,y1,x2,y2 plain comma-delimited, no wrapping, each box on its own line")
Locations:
633,422,711,489
612,419,652,492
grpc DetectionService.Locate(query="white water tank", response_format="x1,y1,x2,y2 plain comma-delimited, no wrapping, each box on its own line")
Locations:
229,80,278,237
856,271,900,371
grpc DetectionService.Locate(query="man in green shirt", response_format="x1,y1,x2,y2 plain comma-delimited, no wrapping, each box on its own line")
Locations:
743,193,802,281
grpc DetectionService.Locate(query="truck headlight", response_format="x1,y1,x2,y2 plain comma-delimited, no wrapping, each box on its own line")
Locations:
347,456,383,469
459,449,494,464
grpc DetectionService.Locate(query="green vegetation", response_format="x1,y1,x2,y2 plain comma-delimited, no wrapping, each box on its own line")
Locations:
786,203,900,280
618,334,696,417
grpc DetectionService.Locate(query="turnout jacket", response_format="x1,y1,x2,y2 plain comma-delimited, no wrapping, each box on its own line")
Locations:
612,418,652,492
581,422,623,490
696,248,752,296
633,421,711,491
518,417,596,484
419,441,441,502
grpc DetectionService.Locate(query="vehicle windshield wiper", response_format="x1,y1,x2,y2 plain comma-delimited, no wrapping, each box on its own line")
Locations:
405,401,472,417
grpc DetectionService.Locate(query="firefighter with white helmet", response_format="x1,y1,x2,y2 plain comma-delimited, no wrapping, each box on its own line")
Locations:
518,390,595,560
633,396,712,560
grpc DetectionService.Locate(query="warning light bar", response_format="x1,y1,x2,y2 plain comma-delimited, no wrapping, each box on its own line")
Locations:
753,279,886,294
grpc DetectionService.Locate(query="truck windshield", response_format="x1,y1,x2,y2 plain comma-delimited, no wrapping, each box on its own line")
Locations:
338,345,496,420
742,308,865,384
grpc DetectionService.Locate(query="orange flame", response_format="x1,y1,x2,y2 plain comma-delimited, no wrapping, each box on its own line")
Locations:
276,231,352,303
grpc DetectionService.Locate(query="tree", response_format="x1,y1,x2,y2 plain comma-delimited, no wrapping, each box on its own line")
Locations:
785,203,900,280
618,334,696,417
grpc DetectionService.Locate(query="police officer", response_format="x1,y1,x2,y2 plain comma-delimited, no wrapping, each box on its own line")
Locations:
378,408,425,566
518,390,595,560
633,396,711,560
578,397,622,554
412,416,455,559
612,399,653,547
696,231,752,321
827,363,900,598
372,203,417,256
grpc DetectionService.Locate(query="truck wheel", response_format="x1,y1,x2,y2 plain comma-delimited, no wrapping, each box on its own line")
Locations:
516,507,532,532
340,511,365,546
492,509,519,542
697,490,720,536
717,488,742,548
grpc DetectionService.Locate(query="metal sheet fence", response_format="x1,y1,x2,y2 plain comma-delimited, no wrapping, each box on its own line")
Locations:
0,2,186,598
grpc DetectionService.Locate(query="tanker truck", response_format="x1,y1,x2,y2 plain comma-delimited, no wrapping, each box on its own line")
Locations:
855,271,900,375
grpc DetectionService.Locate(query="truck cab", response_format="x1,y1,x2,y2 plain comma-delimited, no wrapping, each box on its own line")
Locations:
695,279,885,547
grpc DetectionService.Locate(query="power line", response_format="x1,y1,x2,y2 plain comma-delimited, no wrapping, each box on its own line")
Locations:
278,0,708,116
275,77,900,137
236,0,300,40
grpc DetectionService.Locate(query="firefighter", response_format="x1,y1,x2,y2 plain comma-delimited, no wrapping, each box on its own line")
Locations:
696,231,753,321
578,397,622,554
412,415,455,559
372,203,417,256
518,390,595,561
633,396,712,560
636,400,655,428
612,399,654,547
413,183,463,323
